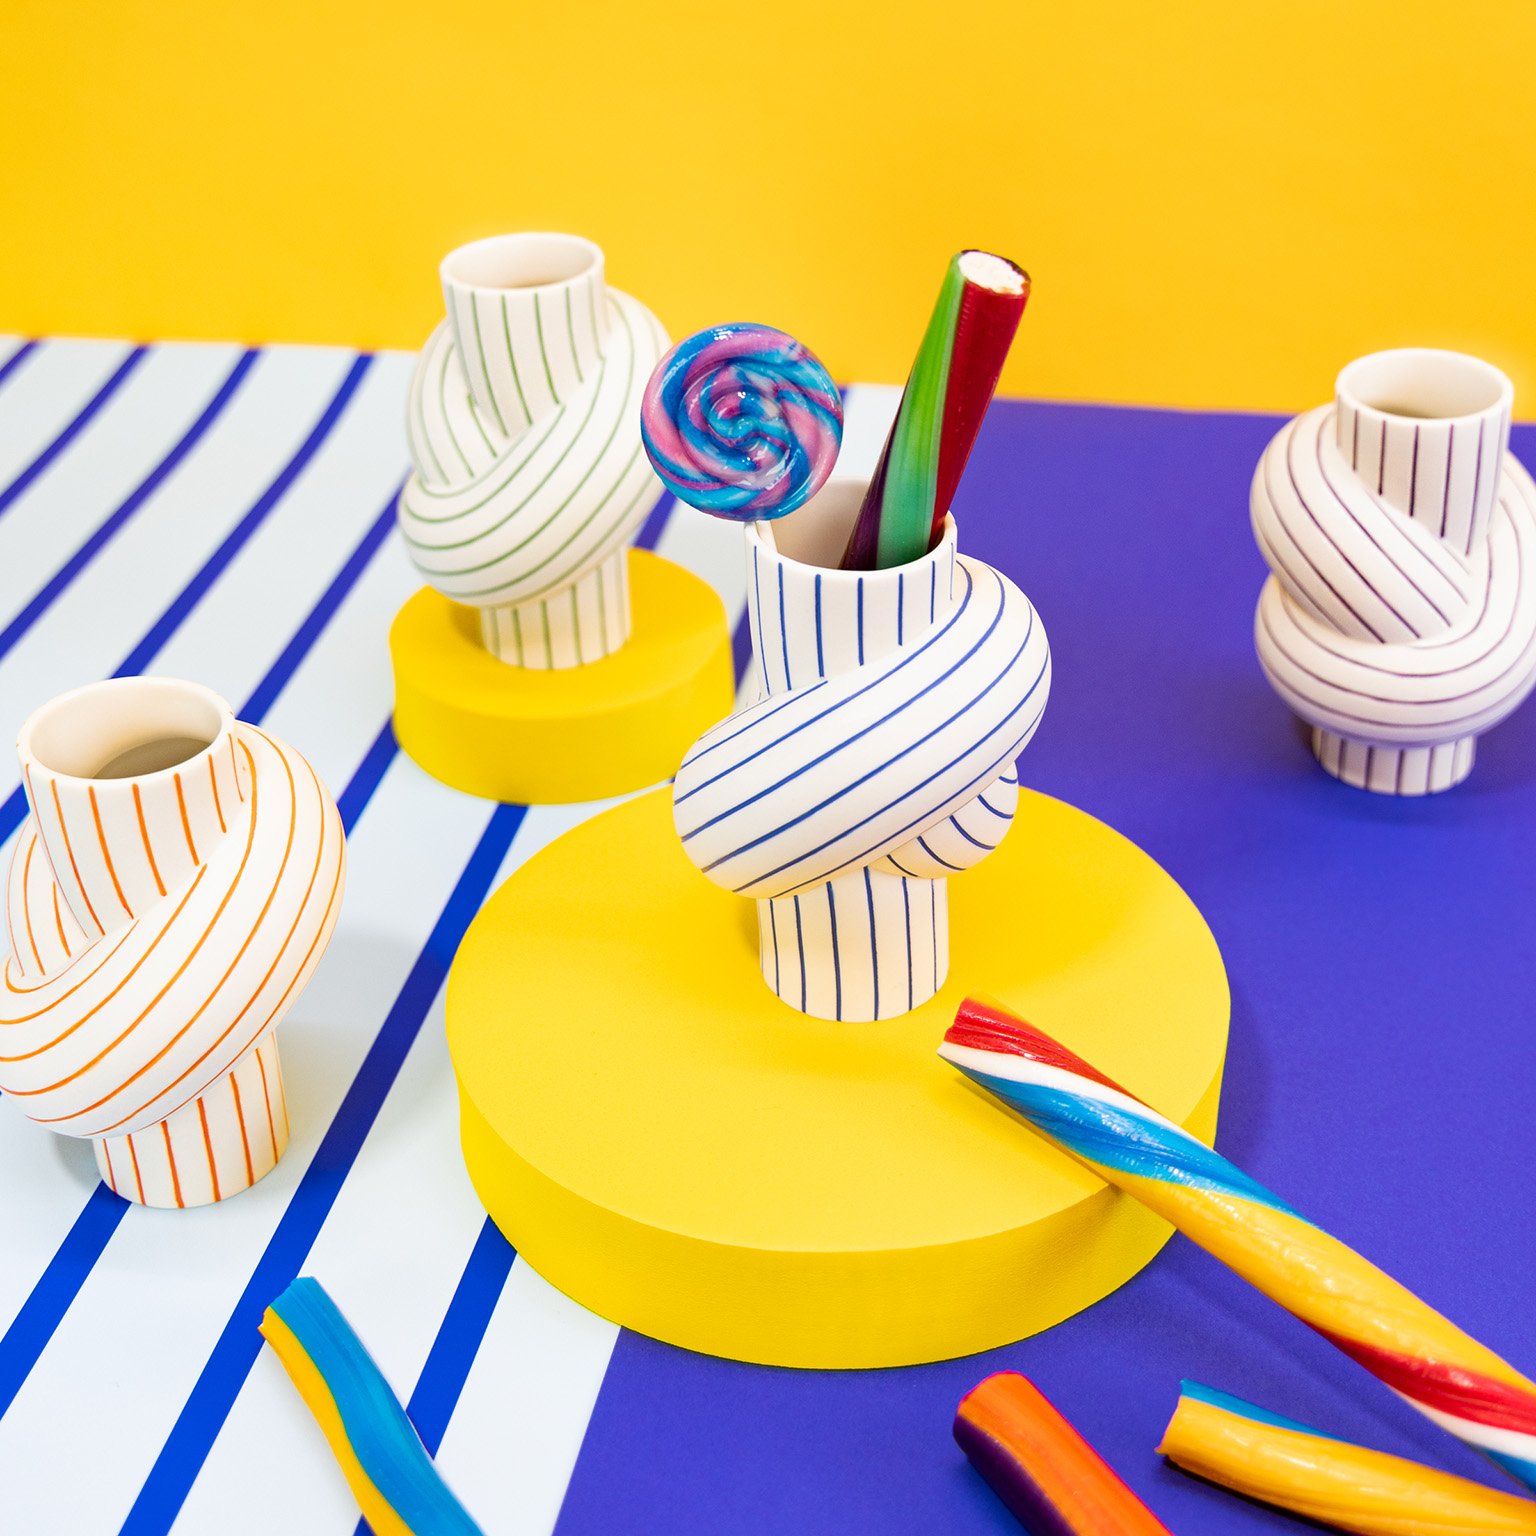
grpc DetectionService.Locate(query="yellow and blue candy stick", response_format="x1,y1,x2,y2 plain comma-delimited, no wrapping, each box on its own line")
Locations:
260,1277,484,1536
1162,1381,1536,1534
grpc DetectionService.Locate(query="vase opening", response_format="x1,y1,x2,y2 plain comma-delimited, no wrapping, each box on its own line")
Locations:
21,677,226,782
441,232,600,293
1337,348,1511,422
769,478,863,569
767,477,954,576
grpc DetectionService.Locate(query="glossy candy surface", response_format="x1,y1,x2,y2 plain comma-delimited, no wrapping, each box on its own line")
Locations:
1161,1381,1536,1535
261,1278,484,1536
955,1371,1173,1534
939,996,1536,1495
842,251,1028,570
639,324,843,520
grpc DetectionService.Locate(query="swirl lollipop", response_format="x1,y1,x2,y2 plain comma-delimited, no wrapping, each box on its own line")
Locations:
640,323,843,520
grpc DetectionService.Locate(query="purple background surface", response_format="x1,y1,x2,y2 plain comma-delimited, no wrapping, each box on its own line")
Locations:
554,400,1536,1534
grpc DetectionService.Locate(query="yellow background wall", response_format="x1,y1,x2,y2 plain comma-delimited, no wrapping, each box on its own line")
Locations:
4,0,1534,413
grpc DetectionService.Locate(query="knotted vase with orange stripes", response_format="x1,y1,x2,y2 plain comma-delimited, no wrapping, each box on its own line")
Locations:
1,678,345,1207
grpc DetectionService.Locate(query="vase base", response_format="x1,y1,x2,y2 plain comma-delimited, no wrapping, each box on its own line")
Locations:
446,785,1230,1369
389,550,735,805
94,1030,288,1208
1311,728,1475,796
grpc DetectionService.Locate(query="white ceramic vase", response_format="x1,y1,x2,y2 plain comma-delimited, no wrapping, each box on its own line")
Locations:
672,478,1051,1022
397,232,670,670
0,678,345,1207
1252,348,1536,794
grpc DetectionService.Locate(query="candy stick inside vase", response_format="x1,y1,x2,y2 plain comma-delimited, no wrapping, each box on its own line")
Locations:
1160,1381,1536,1535
841,250,1029,571
939,997,1536,1493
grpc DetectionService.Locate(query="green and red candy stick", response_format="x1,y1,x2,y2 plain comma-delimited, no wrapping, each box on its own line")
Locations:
841,250,1029,571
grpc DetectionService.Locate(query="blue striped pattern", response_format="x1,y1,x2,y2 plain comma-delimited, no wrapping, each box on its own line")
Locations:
0,350,258,664
679,507,1045,1022
0,346,148,522
119,801,526,1533
678,561,1048,900
0,355,392,1422
0,340,38,392
0,334,755,1533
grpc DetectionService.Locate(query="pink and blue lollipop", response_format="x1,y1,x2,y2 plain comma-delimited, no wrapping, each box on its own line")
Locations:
640,324,843,520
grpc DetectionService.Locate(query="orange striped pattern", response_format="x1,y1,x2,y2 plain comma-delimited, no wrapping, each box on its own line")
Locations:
1,715,344,1208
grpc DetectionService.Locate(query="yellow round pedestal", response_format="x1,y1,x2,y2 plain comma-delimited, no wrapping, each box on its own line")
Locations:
388,550,734,804
447,785,1230,1369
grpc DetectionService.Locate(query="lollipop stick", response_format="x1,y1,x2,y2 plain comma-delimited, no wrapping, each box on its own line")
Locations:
938,996,1536,1495
1161,1381,1536,1534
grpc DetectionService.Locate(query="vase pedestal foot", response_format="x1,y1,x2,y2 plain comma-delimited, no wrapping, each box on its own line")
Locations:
446,784,1230,1369
1311,728,1475,796
94,1030,289,1208
388,549,734,805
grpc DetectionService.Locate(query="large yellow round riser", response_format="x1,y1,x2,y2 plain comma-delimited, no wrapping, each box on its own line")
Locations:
447,785,1230,1369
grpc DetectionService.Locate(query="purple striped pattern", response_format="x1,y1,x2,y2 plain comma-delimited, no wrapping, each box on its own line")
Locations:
1251,355,1536,795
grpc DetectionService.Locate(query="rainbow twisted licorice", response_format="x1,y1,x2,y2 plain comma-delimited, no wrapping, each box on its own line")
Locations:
639,323,843,520
841,251,1028,571
938,997,1536,1495
1161,1381,1536,1535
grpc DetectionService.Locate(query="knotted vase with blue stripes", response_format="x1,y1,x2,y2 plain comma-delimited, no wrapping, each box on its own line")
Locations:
672,480,1051,1022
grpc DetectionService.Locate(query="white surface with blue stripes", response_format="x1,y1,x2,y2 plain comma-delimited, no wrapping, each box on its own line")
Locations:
0,336,898,1536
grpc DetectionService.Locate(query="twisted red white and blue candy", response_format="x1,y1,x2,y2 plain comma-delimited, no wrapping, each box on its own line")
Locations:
940,997,1536,1496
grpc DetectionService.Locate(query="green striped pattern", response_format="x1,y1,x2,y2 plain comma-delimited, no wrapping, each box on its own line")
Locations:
477,545,631,668
400,265,668,668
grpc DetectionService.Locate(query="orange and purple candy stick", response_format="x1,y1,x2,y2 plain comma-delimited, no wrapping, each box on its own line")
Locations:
955,1370,1173,1534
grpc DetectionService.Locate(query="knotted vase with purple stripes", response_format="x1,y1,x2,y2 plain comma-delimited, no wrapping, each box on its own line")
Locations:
1252,347,1536,795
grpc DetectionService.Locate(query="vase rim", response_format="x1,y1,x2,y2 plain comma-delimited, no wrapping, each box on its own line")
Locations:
18,677,233,786
748,475,958,583
1336,347,1512,425
440,232,603,297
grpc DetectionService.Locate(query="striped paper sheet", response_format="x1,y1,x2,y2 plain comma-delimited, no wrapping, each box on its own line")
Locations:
0,333,898,1534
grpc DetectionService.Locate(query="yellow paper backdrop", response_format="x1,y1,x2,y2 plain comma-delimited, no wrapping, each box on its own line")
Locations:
4,0,1534,412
